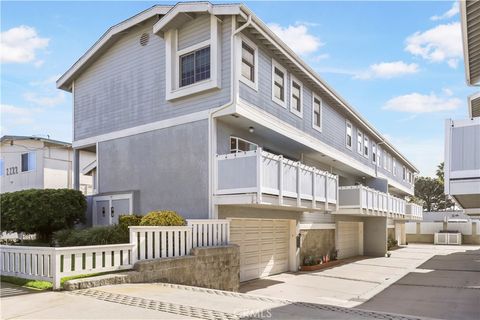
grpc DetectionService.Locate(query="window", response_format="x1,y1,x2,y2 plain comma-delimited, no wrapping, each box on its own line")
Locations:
272,60,286,107
372,143,377,164
403,166,406,181
346,121,353,149
377,148,381,167
383,152,387,170
180,46,211,87
312,95,322,131
290,77,303,117
408,171,413,184
21,152,36,172
230,137,257,153
364,136,369,158
357,131,363,154
387,153,392,172
241,42,255,82
393,159,397,176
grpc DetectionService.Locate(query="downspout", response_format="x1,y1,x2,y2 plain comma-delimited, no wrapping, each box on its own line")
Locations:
207,13,252,218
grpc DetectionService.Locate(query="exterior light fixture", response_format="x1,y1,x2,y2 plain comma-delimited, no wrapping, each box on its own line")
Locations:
248,126,254,133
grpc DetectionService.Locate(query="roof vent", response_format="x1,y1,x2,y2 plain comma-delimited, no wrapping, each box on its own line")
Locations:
140,33,150,46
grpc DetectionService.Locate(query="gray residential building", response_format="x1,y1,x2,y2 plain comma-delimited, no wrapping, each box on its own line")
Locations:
58,2,422,282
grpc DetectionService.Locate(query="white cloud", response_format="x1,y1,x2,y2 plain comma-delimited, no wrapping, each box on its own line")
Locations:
23,91,65,107
430,2,459,21
0,103,42,127
405,22,462,68
355,61,419,79
383,92,462,113
1,104,34,116
268,23,323,56
0,25,49,64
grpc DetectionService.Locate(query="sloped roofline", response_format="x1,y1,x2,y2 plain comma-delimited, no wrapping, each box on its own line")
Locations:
1,135,71,147
56,2,418,173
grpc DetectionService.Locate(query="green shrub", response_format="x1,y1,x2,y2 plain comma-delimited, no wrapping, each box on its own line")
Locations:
53,225,128,247
139,210,185,226
387,238,398,250
118,215,142,229
1,189,86,241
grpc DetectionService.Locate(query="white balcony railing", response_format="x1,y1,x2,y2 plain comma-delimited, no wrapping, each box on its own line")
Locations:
406,203,423,220
215,148,338,207
338,185,406,216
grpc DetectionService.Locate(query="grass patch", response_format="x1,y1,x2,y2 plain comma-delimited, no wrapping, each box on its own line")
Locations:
0,275,52,290
1,269,131,290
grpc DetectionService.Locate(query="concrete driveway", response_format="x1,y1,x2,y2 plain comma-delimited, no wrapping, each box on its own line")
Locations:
240,244,480,311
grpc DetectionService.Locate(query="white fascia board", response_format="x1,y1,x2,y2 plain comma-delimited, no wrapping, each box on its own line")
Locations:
72,109,210,148
235,100,414,195
460,0,473,86
239,4,418,173
57,5,172,91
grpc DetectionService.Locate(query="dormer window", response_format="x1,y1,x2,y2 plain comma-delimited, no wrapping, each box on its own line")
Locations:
180,46,211,87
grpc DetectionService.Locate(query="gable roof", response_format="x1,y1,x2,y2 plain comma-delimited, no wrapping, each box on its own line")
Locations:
56,1,418,173
56,5,173,91
1,135,71,147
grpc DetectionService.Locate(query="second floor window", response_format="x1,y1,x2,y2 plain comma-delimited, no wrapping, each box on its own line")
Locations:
377,148,381,167
393,160,397,176
241,42,255,82
346,121,353,149
372,143,377,164
290,79,302,116
357,131,363,154
403,166,407,181
272,65,286,106
230,136,257,153
364,136,369,158
21,152,36,172
180,46,210,87
313,96,322,130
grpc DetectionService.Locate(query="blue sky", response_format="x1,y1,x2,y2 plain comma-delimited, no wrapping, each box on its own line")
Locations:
1,1,476,177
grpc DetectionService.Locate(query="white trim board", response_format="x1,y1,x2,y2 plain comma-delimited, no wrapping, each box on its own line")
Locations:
299,223,335,230
73,109,210,148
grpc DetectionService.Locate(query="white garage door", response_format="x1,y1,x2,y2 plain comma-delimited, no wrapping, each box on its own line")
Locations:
336,221,363,259
229,218,290,282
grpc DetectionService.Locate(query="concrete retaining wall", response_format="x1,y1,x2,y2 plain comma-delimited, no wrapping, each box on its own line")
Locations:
64,245,240,291
406,221,480,245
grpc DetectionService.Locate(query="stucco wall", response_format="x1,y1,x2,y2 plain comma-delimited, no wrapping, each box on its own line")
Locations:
97,120,209,219
363,217,387,256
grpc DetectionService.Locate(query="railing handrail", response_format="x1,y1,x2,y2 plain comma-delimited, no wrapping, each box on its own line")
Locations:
128,226,191,231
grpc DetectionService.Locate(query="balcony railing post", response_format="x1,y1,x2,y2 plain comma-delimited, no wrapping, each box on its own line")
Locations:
296,162,301,207
312,170,316,209
278,155,284,205
256,148,263,204
325,173,329,211
335,175,339,212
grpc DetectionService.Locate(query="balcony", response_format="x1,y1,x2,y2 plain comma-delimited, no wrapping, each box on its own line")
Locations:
406,203,423,221
338,185,408,219
445,118,480,214
214,148,338,211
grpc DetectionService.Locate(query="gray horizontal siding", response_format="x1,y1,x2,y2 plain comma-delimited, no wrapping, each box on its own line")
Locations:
238,31,413,191
451,124,480,171
178,14,210,50
97,120,209,219
74,16,232,141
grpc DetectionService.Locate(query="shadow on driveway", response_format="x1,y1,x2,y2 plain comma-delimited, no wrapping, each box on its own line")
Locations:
359,248,480,320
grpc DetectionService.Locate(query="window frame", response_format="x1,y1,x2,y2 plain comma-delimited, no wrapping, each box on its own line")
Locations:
357,130,363,155
345,120,353,150
393,159,397,176
372,143,377,164
363,135,369,158
312,94,323,132
230,136,258,153
271,59,287,107
178,45,211,88
377,147,381,167
21,152,36,173
289,75,303,118
238,35,259,91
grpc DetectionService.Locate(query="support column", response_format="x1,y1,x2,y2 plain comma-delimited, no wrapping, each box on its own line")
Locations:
73,149,80,190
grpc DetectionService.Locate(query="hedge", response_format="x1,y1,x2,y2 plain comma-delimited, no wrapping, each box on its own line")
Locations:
0,189,86,241
139,211,185,226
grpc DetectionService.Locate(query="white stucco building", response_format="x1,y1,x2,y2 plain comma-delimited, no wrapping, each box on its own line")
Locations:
0,135,96,194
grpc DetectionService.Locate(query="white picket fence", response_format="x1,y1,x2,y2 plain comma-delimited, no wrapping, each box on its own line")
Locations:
0,219,230,289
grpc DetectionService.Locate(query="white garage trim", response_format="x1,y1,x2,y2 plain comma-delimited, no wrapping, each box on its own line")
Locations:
336,221,363,259
299,223,336,230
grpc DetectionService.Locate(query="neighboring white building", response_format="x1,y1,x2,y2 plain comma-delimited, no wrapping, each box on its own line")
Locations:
0,135,96,195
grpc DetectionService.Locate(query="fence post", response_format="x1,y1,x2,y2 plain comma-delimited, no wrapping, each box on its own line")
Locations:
256,148,263,204
278,156,284,206
129,227,137,264
52,250,61,290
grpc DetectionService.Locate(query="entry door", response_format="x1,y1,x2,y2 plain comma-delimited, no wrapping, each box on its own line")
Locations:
229,218,290,282
95,200,110,226
93,194,132,226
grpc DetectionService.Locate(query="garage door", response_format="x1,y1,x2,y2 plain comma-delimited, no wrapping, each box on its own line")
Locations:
229,218,290,282
336,221,363,259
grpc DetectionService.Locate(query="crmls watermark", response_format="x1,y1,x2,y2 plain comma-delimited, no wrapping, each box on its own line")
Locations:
234,309,273,318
